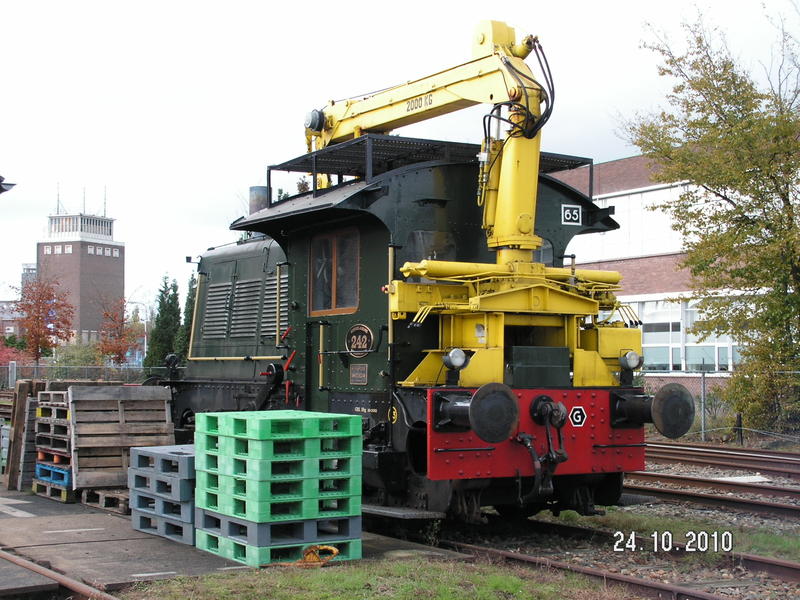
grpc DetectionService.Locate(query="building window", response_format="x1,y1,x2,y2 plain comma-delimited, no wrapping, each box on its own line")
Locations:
732,346,743,368
88,245,95,255
44,246,52,254
309,229,359,315
640,300,681,344
718,346,729,371
105,247,111,256
643,346,670,371
54,245,62,254
113,248,120,257
672,347,682,370
65,245,72,254
686,345,715,371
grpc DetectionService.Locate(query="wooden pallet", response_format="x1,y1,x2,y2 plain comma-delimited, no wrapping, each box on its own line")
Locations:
3,380,45,491
0,390,13,422
69,386,174,489
32,478,77,503
80,487,130,514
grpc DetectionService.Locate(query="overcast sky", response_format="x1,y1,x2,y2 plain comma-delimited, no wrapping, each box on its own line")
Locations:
1,1,793,312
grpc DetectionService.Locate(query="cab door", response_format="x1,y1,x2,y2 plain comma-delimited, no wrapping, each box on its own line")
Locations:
303,227,360,412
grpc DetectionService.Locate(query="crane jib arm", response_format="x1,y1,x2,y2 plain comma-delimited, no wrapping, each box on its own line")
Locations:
305,21,552,255
309,53,541,147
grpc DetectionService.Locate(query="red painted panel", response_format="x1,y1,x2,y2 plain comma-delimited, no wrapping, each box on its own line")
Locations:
426,388,644,481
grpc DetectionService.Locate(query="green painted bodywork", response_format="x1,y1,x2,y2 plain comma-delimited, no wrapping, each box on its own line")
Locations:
218,158,617,418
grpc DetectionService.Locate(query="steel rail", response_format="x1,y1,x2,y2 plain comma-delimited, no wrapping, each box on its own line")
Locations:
0,548,119,600
646,450,800,472
624,483,800,518
442,539,727,600
627,471,800,500
649,442,800,461
646,444,800,468
645,451,800,480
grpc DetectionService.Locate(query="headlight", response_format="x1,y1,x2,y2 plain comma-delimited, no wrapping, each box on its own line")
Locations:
443,348,468,370
619,350,643,370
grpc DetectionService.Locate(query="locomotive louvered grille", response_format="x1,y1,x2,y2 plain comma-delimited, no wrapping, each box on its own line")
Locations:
230,279,262,338
203,282,232,339
261,271,289,340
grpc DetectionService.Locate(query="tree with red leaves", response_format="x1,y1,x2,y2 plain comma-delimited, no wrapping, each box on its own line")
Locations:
0,342,31,365
97,298,137,365
15,277,75,364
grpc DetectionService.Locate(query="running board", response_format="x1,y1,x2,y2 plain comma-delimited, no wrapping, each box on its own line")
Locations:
362,503,446,520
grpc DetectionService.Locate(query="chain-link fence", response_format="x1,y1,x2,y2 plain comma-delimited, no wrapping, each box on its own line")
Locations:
642,371,733,441
0,362,182,389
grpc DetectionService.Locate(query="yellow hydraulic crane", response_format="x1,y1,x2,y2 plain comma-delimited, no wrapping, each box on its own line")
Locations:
305,21,549,257
304,21,642,389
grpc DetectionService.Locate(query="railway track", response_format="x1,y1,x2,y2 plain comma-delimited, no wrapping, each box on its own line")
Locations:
627,471,800,500
624,482,800,518
439,518,800,599
646,443,800,480
625,471,800,518
652,442,800,460
522,519,800,583
443,539,752,600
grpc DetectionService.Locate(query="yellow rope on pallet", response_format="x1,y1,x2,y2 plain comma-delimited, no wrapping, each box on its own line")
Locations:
294,544,340,568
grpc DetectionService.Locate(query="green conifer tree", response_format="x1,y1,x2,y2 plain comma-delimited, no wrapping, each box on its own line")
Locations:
174,273,197,364
143,277,181,368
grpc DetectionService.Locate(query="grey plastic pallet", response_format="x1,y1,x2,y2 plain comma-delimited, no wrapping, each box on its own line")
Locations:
127,467,194,502
132,509,195,545
194,506,361,547
130,489,194,523
36,391,67,405
130,444,195,478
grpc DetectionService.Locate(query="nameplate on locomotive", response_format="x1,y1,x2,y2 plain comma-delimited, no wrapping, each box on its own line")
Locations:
345,324,373,358
349,363,368,385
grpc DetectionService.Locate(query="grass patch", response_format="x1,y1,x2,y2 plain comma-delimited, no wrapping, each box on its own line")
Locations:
536,507,800,563
118,556,635,600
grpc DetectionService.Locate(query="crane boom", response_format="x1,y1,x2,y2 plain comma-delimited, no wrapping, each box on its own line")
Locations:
304,21,552,256
305,21,541,149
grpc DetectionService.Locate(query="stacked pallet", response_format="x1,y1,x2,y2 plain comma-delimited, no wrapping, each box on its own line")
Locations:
32,391,75,502
129,445,196,545
1,424,9,473
0,390,13,422
18,395,40,491
3,380,45,491
194,410,363,566
69,386,174,497
0,391,9,474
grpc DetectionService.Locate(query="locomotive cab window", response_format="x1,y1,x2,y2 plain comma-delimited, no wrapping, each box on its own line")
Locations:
310,229,359,315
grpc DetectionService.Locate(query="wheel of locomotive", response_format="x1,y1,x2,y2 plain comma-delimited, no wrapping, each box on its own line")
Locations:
141,375,162,386
593,472,624,506
493,503,543,520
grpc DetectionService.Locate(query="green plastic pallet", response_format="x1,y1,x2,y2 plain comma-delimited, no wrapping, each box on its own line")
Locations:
197,433,361,460
299,411,363,438
319,435,362,457
195,410,361,440
195,489,361,522
195,455,317,479
195,529,361,566
196,470,362,501
195,453,362,481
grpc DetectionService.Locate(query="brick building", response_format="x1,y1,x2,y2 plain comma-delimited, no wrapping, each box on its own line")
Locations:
36,213,125,343
555,156,740,374
20,264,36,289
0,301,22,338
